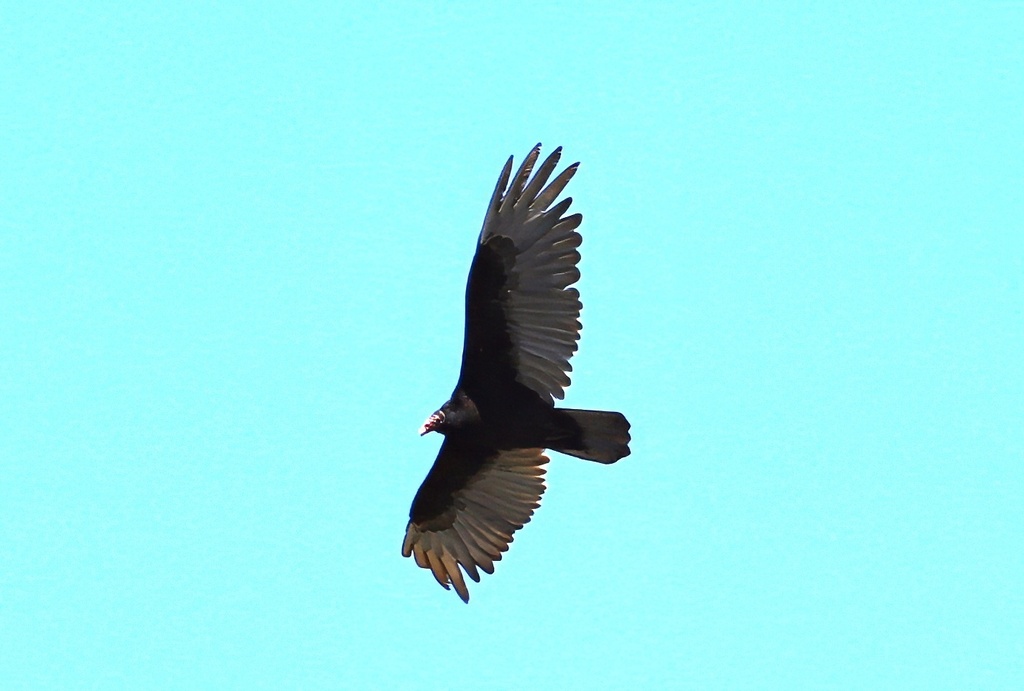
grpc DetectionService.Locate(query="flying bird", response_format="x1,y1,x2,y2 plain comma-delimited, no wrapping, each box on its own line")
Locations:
403,144,631,602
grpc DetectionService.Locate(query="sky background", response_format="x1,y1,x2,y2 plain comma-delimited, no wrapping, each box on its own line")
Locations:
2,3,1022,689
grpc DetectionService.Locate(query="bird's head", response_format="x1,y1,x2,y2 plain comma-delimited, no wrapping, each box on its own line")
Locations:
419,394,478,436
418,410,446,436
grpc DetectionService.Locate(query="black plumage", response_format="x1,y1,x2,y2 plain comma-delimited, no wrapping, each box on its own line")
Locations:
403,145,631,602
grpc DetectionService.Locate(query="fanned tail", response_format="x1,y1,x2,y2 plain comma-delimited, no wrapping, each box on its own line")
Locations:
550,409,631,464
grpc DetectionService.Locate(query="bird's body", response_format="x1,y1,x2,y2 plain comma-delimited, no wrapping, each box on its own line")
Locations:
404,145,631,602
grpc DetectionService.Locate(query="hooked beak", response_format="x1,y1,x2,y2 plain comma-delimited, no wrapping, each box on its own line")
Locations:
419,412,444,436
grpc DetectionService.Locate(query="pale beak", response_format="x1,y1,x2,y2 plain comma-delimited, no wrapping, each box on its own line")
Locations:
419,412,444,436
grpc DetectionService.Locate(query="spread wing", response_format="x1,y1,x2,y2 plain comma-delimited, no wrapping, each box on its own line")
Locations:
457,144,584,404
403,439,548,602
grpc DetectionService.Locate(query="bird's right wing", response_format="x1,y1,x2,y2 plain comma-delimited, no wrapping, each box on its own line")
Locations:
403,439,548,602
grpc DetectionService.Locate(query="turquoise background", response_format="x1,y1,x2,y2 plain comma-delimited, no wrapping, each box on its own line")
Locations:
2,3,1022,688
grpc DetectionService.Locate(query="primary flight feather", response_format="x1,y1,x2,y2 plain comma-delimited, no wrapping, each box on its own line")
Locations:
404,144,631,602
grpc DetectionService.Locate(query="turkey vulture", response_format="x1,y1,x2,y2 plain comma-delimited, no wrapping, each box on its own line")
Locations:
403,144,631,602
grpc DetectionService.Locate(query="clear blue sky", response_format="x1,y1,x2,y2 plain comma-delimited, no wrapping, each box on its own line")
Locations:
2,3,1022,688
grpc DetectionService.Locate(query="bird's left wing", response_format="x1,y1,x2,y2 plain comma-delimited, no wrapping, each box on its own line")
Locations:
403,439,548,602
458,144,584,404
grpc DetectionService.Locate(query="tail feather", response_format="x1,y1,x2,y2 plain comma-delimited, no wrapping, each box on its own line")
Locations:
551,409,631,464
